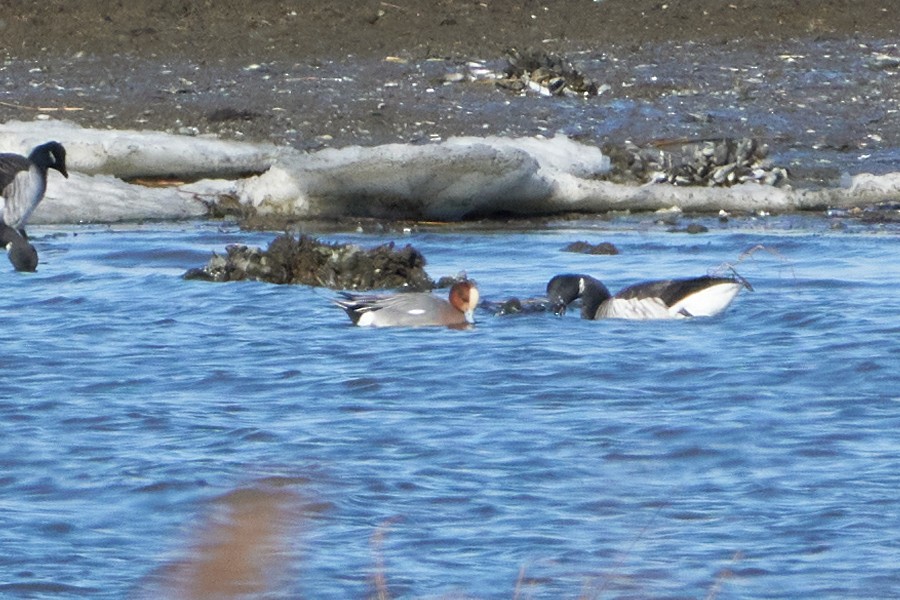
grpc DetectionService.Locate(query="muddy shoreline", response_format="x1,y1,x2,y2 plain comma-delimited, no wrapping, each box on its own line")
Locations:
4,1,897,61
2,1,898,187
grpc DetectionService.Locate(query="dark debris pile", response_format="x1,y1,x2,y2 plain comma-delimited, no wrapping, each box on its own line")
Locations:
496,48,600,97
184,234,434,290
561,241,620,255
606,137,788,187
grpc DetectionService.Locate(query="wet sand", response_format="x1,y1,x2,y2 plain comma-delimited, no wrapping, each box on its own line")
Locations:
1,0,898,185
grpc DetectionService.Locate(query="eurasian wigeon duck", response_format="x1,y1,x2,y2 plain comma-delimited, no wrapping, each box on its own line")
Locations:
546,273,750,320
334,280,479,328
0,141,69,271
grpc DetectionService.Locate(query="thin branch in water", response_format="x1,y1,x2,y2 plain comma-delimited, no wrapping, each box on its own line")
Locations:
705,551,743,600
370,516,402,600
512,565,526,600
711,243,796,284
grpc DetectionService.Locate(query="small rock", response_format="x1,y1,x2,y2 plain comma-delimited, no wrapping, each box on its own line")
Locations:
562,241,620,255
496,298,523,315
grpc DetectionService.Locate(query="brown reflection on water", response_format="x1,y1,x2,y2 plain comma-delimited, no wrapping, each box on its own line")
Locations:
141,484,307,599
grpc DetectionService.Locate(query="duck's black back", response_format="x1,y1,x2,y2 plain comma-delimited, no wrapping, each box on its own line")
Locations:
615,276,735,307
0,153,30,191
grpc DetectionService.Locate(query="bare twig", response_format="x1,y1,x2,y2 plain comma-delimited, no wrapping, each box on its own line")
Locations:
711,243,796,284
370,517,402,600
705,551,743,600
0,100,84,112
512,565,526,600
581,500,668,599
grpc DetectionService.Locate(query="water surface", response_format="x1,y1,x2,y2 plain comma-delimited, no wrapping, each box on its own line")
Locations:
1,217,898,599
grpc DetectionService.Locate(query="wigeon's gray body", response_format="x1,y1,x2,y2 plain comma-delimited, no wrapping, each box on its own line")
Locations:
547,273,749,320
0,141,69,271
335,280,479,328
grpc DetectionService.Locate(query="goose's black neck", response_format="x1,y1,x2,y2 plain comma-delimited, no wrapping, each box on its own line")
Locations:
546,274,611,318
577,276,612,319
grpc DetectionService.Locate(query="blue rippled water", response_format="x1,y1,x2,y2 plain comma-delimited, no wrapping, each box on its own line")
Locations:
1,217,898,599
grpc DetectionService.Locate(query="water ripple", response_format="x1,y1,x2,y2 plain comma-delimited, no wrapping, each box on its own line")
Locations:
1,222,898,599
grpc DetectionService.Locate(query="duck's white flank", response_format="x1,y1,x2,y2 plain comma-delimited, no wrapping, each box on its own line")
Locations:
598,281,744,320
667,281,744,318
2,168,46,228
598,296,671,320
357,311,378,327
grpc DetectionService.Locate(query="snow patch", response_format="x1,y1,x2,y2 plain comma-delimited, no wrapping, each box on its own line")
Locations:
234,138,581,220
39,173,208,223
0,119,278,179
2,120,899,224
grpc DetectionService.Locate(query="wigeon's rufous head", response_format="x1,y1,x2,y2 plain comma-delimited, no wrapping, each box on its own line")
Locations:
448,280,479,323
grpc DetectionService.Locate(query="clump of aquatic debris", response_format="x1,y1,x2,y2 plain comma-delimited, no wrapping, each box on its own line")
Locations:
183,234,434,290
484,296,553,317
562,241,620,255
827,200,900,224
605,137,788,187
496,48,600,97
